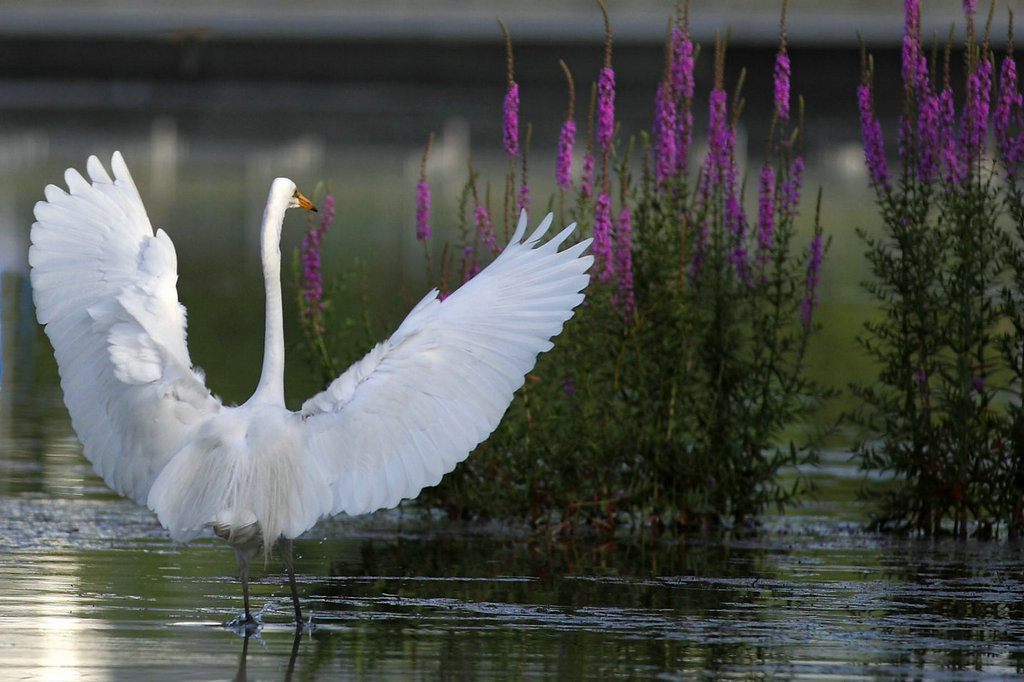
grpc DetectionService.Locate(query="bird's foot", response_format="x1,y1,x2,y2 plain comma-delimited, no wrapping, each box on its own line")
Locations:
224,612,263,635
294,614,315,632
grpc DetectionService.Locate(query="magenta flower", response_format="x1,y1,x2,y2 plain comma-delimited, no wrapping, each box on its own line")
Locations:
556,60,576,191
995,54,1024,172
671,21,695,175
596,1,616,152
654,82,677,186
756,164,775,269
725,193,749,284
800,231,823,327
593,191,614,282
701,88,732,192
773,51,791,120
415,137,432,241
936,85,962,184
697,86,737,215
503,81,520,158
499,19,519,159
676,102,693,176
562,378,575,396
597,67,616,151
415,179,430,241
462,242,479,280
302,194,335,318
517,180,530,213
901,0,928,98
782,155,804,218
615,205,634,318
960,55,993,169
963,0,977,16
556,119,575,191
916,91,941,183
671,25,694,99
581,151,595,198
475,202,497,255
858,82,889,192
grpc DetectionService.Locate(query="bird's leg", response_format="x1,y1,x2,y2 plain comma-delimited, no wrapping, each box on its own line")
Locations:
233,631,251,682
234,546,255,625
277,537,304,626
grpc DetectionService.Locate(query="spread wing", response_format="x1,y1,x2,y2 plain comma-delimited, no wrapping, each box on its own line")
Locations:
300,211,592,517
29,152,222,506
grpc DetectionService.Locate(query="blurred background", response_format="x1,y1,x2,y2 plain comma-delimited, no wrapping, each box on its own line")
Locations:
0,0,996,404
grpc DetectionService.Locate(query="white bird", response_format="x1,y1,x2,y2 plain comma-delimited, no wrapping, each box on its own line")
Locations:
28,152,592,628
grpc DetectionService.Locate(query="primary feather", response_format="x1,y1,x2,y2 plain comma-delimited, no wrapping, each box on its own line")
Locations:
30,152,221,507
30,153,593,559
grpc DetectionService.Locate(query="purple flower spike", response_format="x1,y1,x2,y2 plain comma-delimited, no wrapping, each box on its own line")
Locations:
581,151,595,199
593,191,614,282
597,67,616,150
462,242,479,280
671,25,694,99
961,55,993,168
302,194,335,320
503,81,520,158
783,156,804,218
901,0,928,97
756,164,775,269
963,0,977,16
320,194,336,235
415,179,431,241
556,60,576,191
517,181,530,213
670,20,694,175
916,92,941,183
556,119,575,191
996,54,1024,172
858,82,889,192
725,193,749,284
654,82,677,186
676,104,693,176
800,231,823,327
475,202,498,255
416,137,432,241
936,86,961,183
773,51,791,120
697,86,735,203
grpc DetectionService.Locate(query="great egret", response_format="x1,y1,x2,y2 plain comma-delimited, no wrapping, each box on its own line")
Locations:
29,152,592,628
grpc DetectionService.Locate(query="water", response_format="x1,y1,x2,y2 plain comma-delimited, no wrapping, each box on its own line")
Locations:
4,350,1024,679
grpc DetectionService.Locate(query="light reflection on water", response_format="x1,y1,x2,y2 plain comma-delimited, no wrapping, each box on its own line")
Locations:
3,505,1024,679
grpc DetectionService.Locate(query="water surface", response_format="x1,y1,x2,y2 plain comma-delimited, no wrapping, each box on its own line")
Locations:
4,360,1024,679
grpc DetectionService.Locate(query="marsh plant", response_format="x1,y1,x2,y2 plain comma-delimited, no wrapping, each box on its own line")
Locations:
296,2,831,532
854,0,1024,538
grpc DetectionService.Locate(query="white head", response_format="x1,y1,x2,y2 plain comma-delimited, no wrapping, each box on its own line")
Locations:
268,177,316,213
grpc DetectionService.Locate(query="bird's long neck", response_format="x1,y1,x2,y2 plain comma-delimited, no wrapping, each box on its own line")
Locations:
249,198,288,407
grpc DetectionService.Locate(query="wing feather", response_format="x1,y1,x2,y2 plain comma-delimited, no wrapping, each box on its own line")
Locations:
300,211,592,517
29,152,221,506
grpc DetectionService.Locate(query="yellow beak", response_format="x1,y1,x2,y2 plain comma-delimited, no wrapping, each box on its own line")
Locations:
294,190,317,212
